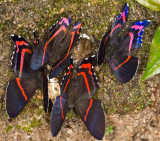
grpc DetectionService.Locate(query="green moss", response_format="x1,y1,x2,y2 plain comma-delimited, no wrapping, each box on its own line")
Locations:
6,125,13,133
66,111,74,120
37,106,44,116
16,125,21,130
30,117,42,128
23,126,33,132
105,125,114,136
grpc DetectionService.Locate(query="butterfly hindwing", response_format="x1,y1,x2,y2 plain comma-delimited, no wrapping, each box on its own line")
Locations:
11,34,33,78
76,56,99,100
109,56,138,83
75,99,105,140
51,96,68,136
6,78,38,118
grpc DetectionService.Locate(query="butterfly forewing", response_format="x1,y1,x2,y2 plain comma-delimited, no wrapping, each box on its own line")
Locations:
6,78,38,118
31,17,71,70
48,21,82,75
60,58,74,98
110,3,129,38
117,20,151,56
76,56,99,100
97,4,129,65
75,99,105,140
49,53,71,79
11,34,33,78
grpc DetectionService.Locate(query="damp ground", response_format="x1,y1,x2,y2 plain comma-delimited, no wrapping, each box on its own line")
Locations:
0,0,160,140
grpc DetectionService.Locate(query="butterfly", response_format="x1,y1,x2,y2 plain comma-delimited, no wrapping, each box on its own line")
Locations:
6,33,49,118
51,56,106,140
97,3,151,83
30,17,82,79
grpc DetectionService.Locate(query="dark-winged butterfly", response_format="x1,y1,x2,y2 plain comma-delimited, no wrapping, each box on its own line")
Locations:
6,33,49,118
30,17,82,79
51,56,106,140
97,3,151,83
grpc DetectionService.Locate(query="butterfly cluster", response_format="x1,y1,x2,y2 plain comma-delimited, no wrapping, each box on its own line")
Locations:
6,4,150,140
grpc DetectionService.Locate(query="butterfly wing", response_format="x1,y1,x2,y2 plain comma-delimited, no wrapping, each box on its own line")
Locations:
51,96,68,136
60,58,74,99
76,56,99,100
110,3,129,38
75,99,105,140
65,21,82,54
116,20,151,56
108,20,150,83
98,3,129,65
33,31,39,46
109,56,138,83
31,17,71,70
49,53,71,79
6,78,38,118
43,69,49,112
11,34,33,78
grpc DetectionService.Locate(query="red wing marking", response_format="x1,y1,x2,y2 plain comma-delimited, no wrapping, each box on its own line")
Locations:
118,11,126,22
48,26,66,43
67,32,75,54
60,96,64,119
42,26,67,65
51,53,70,71
109,23,121,36
101,36,108,61
128,32,134,52
67,23,82,54
80,63,92,75
132,25,144,34
34,38,37,44
42,42,48,66
16,78,28,100
15,41,27,53
115,32,134,70
63,76,70,93
67,64,73,75
20,49,32,77
74,23,82,34
77,72,90,93
84,99,93,121
115,56,131,70
59,18,70,25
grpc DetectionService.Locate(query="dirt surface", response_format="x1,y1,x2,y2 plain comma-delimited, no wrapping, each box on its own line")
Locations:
1,0,160,141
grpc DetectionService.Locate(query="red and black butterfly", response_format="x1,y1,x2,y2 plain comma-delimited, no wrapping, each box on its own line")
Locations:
30,17,82,79
97,3,151,83
6,34,49,118
51,56,106,140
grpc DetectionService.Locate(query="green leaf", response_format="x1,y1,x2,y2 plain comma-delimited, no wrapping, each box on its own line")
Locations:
136,0,160,11
141,26,160,81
